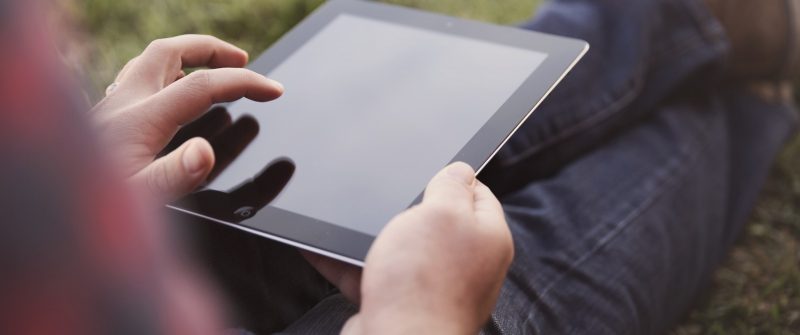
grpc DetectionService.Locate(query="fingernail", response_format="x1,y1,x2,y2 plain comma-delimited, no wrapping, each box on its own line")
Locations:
183,142,206,175
446,162,475,186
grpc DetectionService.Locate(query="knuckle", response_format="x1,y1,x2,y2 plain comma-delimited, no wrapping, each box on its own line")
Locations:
489,223,514,263
506,241,516,264
419,204,464,226
126,55,139,65
501,231,515,261
145,38,172,54
145,163,173,195
240,69,259,81
433,176,468,192
183,70,212,92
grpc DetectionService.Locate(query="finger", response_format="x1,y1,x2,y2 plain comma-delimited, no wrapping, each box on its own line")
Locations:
118,35,250,94
114,56,139,83
473,181,504,222
148,35,249,69
422,162,476,211
131,137,215,202
143,68,283,130
302,251,363,303
473,181,513,264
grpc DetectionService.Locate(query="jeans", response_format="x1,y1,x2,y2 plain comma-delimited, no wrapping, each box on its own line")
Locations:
193,0,799,333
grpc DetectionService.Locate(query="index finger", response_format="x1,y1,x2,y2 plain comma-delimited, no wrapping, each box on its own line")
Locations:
141,68,282,142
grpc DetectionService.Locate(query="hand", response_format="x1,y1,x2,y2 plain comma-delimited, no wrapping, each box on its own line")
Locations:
305,162,514,334
90,35,284,202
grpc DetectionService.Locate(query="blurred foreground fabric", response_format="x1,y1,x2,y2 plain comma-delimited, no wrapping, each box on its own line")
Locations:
0,2,221,334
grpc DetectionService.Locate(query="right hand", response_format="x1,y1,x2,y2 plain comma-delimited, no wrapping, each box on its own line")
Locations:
306,162,514,334
90,35,284,202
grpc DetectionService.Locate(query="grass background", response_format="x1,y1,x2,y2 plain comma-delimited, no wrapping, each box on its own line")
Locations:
68,0,800,333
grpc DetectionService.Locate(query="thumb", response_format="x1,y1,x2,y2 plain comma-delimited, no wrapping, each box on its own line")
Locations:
131,137,215,202
422,162,476,211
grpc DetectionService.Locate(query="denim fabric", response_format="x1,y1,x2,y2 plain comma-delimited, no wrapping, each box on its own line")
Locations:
479,0,798,332
481,0,729,193
205,0,799,333
484,90,796,334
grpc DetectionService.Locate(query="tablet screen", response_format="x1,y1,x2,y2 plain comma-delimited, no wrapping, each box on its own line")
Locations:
204,14,547,235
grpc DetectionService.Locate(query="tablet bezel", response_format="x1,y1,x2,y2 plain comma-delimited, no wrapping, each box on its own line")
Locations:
168,0,588,266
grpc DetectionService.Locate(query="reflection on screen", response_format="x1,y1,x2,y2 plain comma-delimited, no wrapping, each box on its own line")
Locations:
205,14,546,235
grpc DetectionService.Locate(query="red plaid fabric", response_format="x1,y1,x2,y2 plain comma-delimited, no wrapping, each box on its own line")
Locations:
0,2,222,334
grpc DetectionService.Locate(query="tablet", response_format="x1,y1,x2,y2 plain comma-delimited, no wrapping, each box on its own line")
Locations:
169,0,588,266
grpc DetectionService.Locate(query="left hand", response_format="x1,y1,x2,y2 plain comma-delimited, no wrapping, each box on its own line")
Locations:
305,163,513,334
91,34,284,202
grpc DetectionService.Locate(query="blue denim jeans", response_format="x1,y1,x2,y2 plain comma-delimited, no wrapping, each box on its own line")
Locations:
203,0,799,334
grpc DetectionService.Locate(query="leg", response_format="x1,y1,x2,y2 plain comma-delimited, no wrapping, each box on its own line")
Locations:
488,89,796,334
481,0,798,333
481,0,728,195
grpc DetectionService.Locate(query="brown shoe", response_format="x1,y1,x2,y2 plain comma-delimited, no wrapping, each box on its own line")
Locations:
706,0,800,80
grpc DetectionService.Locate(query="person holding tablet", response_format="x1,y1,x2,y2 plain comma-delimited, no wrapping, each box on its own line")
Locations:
1,1,798,335
2,4,511,334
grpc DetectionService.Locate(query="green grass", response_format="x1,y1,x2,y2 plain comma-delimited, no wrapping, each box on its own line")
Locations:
673,135,800,334
71,0,800,333
72,0,536,99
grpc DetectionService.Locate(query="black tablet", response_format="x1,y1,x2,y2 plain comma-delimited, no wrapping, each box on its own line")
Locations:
169,0,588,266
